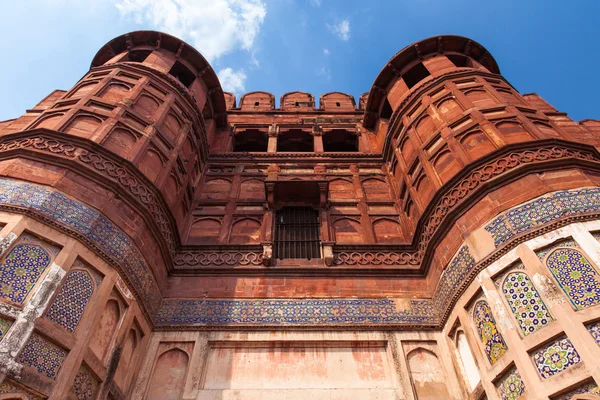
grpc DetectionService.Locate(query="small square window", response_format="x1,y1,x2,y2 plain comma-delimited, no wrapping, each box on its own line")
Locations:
254,101,260,106
336,102,341,107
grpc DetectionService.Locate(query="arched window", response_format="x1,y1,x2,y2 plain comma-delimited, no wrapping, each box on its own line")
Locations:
502,271,554,335
472,299,508,364
455,331,480,391
45,270,96,333
545,248,600,310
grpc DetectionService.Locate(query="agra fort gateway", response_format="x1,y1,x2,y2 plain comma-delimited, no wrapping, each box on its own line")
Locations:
0,31,599,399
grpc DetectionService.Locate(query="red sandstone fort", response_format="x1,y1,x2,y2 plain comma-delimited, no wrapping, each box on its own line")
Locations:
0,31,599,399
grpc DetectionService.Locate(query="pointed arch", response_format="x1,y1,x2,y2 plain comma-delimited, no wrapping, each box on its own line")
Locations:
146,348,190,400
501,271,554,335
454,331,480,391
0,243,51,304
45,269,96,333
406,347,451,400
89,298,122,362
545,247,600,310
229,218,262,244
333,218,364,244
472,299,507,364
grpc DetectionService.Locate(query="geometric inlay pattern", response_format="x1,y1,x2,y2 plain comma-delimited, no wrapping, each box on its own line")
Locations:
2,179,600,328
502,272,554,336
545,248,600,310
156,297,433,325
0,178,161,314
16,333,68,380
45,270,95,333
496,367,526,400
0,379,45,400
71,363,99,400
0,316,12,341
0,243,51,304
588,321,600,346
473,299,508,364
485,187,600,246
531,337,581,379
551,380,600,400
432,245,476,312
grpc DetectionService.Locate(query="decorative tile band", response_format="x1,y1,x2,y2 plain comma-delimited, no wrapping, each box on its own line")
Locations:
485,187,600,247
531,337,581,379
0,178,161,314
155,298,434,326
0,178,599,328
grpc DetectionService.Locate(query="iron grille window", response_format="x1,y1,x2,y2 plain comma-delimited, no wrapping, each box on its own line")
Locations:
274,207,321,260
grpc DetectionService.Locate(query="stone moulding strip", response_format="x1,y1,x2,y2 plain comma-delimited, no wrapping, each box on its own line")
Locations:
2,129,600,281
175,139,600,275
0,176,599,329
155,190,600,330
0,178,161,324
0,130,179,263
335,140,599,269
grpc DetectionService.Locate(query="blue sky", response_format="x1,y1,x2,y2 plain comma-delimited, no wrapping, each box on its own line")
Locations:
0,0,598,122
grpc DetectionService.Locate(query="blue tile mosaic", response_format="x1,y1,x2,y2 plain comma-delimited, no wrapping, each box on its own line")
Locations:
545,247,600,310
1,178,599,328
485,188,600,247
472,299,508,364
531,337,581,379
502,271,554,336
71,363,99,400
0,316,12,341
496,367,526,400
0,379,44,400
45,269,95,333
587,321,600,346
0,178,161,314
16,333,68,380
552,381,600,400
0,243,51,304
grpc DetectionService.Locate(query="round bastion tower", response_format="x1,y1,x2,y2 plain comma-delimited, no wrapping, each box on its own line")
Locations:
0,32,599,399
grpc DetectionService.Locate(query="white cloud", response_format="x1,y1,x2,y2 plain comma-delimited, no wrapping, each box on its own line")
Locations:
114,0,267,62
217,68,247,94
318,66,331,81
328,19,350,41
311,0,322,6
323,48,330,56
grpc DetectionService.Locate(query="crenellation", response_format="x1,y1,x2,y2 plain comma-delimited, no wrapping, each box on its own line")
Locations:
0,30,599,399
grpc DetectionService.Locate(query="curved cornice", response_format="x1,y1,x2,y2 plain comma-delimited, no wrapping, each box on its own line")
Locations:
91,30,227,127
363,35,500,128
